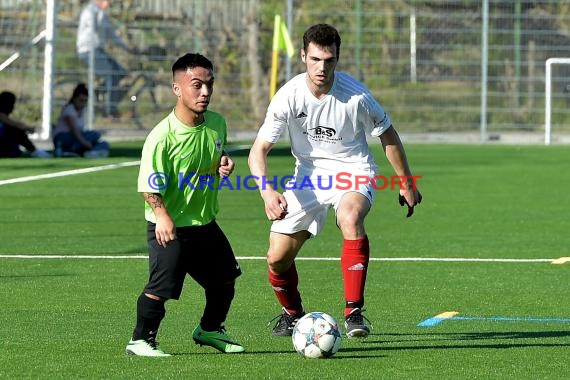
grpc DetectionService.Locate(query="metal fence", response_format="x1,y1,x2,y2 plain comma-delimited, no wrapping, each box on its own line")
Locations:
1,0,570,142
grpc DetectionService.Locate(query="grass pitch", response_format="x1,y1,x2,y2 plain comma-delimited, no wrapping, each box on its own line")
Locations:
0,141,568,379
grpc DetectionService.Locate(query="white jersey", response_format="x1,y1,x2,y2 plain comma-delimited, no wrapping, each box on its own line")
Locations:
257,72,392,177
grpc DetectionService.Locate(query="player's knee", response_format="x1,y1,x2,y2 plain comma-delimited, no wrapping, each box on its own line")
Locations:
338,213,364,234
144,292,164,302
267,254,293,273
267,257,285,273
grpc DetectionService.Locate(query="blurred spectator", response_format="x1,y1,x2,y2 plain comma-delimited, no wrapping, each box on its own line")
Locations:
0,91,51,158
76,0,135,118
53,83,110,158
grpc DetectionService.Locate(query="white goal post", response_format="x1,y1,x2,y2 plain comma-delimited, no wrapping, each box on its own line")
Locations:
544,57,570,146
0,0,56,141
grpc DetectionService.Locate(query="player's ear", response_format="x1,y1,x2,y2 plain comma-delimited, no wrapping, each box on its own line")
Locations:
301,49,306,63
172,81,180,97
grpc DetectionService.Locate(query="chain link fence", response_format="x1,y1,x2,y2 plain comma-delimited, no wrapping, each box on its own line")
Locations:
1,0,570,142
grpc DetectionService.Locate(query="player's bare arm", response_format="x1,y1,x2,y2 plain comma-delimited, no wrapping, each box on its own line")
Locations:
143,192,176,246
380,126,422,217
248,138,288,220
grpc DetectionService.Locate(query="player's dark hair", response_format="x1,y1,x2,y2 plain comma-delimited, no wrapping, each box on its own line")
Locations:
303,24,341,58
0,91,16,114
68,83,88,104
172,53,213,78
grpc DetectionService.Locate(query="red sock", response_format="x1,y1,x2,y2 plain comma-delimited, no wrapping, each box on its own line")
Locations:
268,262,302,314
341,236,369,317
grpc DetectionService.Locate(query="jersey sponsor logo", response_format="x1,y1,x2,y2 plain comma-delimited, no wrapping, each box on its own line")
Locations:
307,126,336,137
304,125,342,143
295,111,307,119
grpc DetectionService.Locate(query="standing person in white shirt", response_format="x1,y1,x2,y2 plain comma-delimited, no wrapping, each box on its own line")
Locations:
76,0,135,118
248,24,422,339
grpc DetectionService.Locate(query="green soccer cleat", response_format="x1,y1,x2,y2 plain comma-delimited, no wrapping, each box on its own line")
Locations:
126,338,171,357
192,325,245,353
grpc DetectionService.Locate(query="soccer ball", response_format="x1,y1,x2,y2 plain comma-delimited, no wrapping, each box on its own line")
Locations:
292,312,342,359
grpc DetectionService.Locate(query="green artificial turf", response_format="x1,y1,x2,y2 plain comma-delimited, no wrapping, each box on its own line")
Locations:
0,142,568,379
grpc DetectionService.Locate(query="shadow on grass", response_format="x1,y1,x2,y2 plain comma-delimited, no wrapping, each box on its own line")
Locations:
167,349,385,359
126,330,570,359
110,146,143,158
338,330,570,353
372,330,570,341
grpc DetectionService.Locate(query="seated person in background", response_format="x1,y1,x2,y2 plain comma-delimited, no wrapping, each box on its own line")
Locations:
0,91,51,158
53,83,110,158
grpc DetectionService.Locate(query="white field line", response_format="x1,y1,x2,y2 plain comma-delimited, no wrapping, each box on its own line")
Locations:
0,163,561,265
0,161,141,186
0,255,555,263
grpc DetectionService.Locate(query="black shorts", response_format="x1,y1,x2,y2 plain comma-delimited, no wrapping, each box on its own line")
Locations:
143,220,242,300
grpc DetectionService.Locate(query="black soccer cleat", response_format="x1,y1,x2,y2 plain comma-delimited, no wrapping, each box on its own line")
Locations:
344,308,371,338
269,308,305,336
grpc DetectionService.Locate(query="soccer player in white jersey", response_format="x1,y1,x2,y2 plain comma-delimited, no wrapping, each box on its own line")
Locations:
248,24,422,338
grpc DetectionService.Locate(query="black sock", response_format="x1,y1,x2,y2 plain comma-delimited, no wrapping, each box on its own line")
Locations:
200,282,235,331
345,300,364,309
132,293,166,341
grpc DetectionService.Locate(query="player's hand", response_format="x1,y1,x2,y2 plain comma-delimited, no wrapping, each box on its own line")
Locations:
398,189,422,218
261,190,288,221
154,216,176,247
218,155,235,177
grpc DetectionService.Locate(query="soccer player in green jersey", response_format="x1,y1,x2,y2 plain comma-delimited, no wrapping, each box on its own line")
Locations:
126,53,244,357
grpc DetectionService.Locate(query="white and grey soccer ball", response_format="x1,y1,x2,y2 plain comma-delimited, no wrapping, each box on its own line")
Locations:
292,312,342,359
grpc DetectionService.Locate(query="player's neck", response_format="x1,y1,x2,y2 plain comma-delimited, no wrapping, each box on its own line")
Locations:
306,73,334,99
174,107,204,128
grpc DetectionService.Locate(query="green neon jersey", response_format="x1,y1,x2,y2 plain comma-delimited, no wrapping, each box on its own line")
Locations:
137,110,227,227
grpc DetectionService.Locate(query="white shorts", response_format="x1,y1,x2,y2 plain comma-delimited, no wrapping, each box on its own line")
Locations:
270,173,376,237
